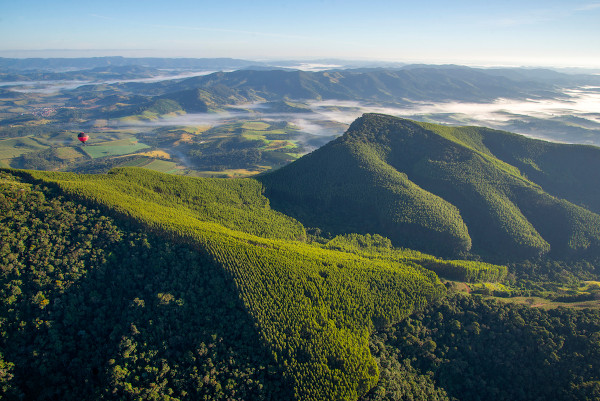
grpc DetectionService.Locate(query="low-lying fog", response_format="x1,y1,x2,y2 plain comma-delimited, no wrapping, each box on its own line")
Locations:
0,71,220,94
4,70,600,147
115,85,600,148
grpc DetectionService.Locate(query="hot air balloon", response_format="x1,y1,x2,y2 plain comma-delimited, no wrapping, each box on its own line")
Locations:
77,132,89,144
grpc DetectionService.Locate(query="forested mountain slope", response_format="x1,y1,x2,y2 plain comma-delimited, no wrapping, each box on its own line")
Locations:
361,295,600,401
1,168,448,400
261,114,600,262
98,66,562,102
0,173,283,399
2,163,599,400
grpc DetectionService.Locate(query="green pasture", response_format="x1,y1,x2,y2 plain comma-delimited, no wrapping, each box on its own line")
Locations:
264,140,296,150
82,138,150,159
121,156,180,174
241,131,268,142
0,136,48,159
242,121,270,130
142,159,179,173
492,295,600,310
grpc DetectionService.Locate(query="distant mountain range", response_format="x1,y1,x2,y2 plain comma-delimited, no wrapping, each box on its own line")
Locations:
103,67,567,103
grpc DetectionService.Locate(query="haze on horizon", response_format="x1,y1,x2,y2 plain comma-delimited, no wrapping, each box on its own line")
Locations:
1,0,600,69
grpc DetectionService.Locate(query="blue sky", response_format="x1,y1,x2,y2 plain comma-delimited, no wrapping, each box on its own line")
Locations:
1,0,599,67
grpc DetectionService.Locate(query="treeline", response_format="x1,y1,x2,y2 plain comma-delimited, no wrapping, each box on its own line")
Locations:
361,295,600,401
0,124,64,140
11,148,75,171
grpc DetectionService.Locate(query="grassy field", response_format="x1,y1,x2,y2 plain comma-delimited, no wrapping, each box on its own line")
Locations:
82,138,150,159
194,168,265,178
241,121,271,130
445,279,600,309
121,156,180,173
139,159,179,173
264,140,297,150
137,150,171,159
0,137,48,159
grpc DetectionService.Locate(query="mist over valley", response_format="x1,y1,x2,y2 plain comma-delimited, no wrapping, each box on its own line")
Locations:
2,61,600,178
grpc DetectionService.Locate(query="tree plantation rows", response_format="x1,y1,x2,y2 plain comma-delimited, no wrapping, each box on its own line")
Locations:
2,163,600,400
322,234,507,283
1,168,449,399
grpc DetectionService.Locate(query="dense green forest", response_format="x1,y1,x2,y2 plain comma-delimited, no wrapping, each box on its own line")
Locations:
261,114,600,267
361,295,600,401
0,172,285,399
1,169,451,400
2,111,600,400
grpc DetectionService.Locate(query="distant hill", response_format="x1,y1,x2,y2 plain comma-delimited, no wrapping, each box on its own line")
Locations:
260,114,600,262
0,65,163,83
51,65,600,123
84,65,587,105
157,67,557,103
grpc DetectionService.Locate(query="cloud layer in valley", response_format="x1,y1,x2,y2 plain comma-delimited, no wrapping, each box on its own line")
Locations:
111,85,600,149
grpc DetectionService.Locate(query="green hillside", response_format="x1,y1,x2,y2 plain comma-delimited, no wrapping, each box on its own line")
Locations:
2,168,451,400
261,114,600,263
361,295,600,401
1,160,598,400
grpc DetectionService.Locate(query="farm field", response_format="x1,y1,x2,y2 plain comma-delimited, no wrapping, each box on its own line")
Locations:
121,157,180,173
0,136,48,159
82,137,150,159
444,279,600,310
491,296,600,309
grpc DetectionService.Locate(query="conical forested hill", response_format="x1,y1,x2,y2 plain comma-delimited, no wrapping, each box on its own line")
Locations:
260,114,600,262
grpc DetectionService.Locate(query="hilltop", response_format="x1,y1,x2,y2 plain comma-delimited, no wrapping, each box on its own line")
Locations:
261,114,600,264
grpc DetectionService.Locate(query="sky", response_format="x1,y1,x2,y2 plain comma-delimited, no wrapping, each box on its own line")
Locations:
1,0,600,68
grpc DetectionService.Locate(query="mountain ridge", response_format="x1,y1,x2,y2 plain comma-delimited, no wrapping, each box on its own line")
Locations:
261,114,600,263
69,66,576,106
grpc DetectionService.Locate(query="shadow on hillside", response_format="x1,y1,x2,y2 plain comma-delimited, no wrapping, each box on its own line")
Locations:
9,217,288,400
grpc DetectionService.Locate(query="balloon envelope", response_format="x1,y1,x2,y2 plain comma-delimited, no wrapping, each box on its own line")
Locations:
77,132,89,143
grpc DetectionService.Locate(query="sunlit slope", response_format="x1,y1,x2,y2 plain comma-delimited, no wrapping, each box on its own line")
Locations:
261,114,600,261
18,167,444,401
0,174,284,399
